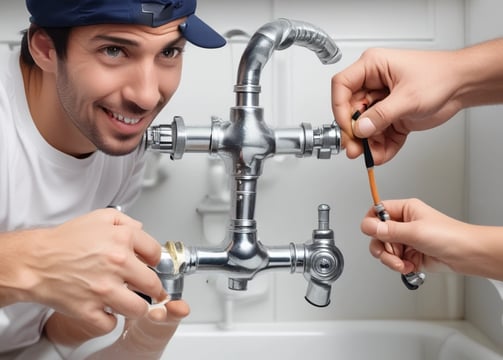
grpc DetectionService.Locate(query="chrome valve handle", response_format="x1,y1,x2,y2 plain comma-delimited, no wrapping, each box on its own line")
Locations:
303,204,344,307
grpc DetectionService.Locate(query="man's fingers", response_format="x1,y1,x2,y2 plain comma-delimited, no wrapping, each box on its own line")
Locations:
86,308,120,335
132,230,162,268
124,258,164,303
105,208,143,228
105,285,149,320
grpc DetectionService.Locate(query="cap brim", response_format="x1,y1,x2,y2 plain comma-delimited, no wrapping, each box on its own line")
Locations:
179,15,226,49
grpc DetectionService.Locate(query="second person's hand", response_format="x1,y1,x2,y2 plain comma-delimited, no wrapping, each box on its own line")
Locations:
360,198,464,275
331,48,466,165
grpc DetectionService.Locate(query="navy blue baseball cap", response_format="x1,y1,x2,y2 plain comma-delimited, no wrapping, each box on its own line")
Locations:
26,0,226,49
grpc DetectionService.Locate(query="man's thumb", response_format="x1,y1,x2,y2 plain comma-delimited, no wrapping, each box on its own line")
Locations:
354,98,398,138
353,116,377,138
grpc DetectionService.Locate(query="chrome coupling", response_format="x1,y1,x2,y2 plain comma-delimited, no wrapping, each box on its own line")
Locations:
300,122,341,159
151,241,190,300
313,122,341,159
145,116,186,160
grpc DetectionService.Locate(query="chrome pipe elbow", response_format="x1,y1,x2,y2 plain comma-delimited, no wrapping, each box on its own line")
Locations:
151,241,193,300
235,18,341,107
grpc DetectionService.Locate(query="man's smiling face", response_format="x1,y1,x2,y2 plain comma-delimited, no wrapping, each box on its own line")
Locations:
55,19,186,156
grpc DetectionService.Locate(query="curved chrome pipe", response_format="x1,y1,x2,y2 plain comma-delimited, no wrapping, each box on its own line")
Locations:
235,18,342,107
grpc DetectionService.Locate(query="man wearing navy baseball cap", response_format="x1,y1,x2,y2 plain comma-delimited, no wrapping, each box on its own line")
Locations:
0,1,224,358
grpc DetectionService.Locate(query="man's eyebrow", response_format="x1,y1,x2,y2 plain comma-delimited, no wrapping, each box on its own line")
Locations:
92,34,186,48
92,35,139,46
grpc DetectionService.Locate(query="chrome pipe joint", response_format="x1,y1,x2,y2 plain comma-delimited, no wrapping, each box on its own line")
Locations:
144,113,341,160
147,19,344,307
151,204,343,307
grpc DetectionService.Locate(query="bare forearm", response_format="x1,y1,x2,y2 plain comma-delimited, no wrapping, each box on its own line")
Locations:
454,38,503,108
453,224,503,281
0,229,42,307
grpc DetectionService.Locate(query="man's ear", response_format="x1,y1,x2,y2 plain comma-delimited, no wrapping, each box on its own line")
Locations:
28,29,58,73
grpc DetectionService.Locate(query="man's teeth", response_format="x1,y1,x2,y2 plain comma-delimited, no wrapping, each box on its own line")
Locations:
111,111,140,125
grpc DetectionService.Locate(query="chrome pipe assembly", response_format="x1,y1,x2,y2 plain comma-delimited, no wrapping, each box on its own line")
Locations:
146,19,344,307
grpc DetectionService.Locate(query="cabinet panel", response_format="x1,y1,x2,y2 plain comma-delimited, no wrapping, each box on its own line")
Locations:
274,0,435,40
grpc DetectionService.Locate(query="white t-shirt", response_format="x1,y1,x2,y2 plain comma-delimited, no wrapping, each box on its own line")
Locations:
0,49,146,353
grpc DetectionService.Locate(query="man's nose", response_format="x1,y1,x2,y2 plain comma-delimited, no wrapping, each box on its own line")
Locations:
123,63,162,111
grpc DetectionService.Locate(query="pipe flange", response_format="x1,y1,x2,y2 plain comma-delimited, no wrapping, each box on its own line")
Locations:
171,116,186,160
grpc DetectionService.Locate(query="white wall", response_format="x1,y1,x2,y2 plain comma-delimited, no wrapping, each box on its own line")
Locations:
463,0,503,349
0,3,29,43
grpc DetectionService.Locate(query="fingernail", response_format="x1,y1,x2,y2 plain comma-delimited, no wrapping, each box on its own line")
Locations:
356,117,376,138
376,220,388,237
